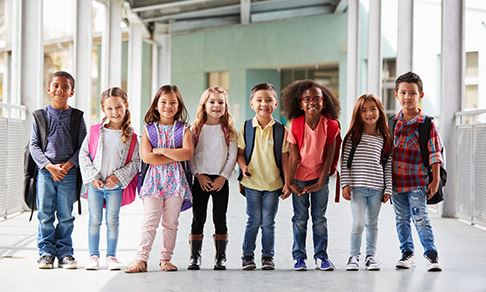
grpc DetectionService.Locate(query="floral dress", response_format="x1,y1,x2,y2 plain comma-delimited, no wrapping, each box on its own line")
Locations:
139,123,192,201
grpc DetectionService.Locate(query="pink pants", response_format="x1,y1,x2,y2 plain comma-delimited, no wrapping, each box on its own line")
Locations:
136,196,183,262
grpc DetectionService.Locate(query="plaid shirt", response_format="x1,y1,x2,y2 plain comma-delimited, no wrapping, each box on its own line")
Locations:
391,110,443,193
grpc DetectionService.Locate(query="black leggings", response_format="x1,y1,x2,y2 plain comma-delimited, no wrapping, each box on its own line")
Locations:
190,174,229,235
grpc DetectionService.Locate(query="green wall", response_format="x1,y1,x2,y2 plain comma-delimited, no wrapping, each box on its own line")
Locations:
171,13,348,128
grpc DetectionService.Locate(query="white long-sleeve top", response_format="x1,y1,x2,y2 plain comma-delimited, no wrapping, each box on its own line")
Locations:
340,133,392,194
189,124,237,179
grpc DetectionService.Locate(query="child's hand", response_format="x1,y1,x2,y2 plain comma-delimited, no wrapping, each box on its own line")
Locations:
196,174,212,192
280,185,291,200
289,183,304,196
382,193,391,203
210,176,226,192
105,175,120,188
303,180,324,194
60,161,74,173
241,165,251,178
427,180,440,199
342,186,351,200
46,163,66,181
92,179,105,189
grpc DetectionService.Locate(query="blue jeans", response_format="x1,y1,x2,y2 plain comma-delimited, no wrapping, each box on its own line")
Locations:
391,188,437,255
350,187,383,257
291,178,329,260
87,184,122,257
242,187,280,258
36,168,77,258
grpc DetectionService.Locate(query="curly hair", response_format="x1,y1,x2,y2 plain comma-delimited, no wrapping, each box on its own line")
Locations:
191,86,237,145
281,79,340,120
100,87,132,144
144,85,189,124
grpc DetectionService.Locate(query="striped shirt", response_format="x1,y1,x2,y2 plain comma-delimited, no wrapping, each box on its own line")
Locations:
30,106,87,169
340,133,392,194
391,110,443,193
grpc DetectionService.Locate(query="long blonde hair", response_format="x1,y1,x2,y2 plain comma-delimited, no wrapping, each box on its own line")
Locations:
192,86,237,145
101,87,132,143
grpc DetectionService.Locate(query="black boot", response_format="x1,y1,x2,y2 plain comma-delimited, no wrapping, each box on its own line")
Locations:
213,234,228,270
188,234,203,270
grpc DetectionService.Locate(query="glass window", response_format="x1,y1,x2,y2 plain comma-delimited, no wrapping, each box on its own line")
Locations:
43,0,74,41
208,71,229,90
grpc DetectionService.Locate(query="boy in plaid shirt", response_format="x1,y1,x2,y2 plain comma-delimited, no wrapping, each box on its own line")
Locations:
390,72,443,272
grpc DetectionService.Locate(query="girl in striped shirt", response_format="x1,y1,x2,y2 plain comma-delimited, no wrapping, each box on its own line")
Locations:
340,94,392,271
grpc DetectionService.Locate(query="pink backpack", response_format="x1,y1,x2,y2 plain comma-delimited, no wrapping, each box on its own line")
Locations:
85,123,138,206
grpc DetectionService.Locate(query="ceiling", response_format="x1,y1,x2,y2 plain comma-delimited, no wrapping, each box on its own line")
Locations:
125,0,346,33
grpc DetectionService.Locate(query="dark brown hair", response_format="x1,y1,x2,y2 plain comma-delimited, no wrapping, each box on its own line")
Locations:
395,71,423,93
50,71,75,89
250,83,277,100
144,85,189,124
100,87,132,143
281,79,340,120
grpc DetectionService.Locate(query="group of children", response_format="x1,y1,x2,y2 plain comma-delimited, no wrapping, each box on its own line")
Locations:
30,70,443,273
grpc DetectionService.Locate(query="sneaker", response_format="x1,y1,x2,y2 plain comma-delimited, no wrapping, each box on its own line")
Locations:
241,256,256,270
424,251,442,272
261,257,275,270
316,257,335,271
365,255,380,271
345,256,360,271
293,258,307,271
396,251,415,269
37,255,54,269
85,255,100,270
106,256,122,271
58,256,78,269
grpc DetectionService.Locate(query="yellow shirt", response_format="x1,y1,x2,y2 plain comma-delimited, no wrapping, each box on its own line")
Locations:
238,117,289,191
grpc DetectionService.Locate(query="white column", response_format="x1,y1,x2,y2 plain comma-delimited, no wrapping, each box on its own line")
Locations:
240,0,250,25
396,0,413,76
367,0,381,96
346,0,359,124
128,21,143,134
9,0,22,108
19,0,43,114
155,34,171,87
102,0,122,88
73,0,92,121
440,0,464,218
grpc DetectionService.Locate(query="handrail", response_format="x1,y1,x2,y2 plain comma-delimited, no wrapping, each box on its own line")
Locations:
455,109,486,125
0,102,27,120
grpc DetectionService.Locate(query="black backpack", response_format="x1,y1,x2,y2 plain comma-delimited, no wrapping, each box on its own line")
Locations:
389,115,447,204
24,108,84,221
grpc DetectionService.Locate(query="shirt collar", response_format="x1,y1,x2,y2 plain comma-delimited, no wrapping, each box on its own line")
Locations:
252,116,275,129
397,109,425,125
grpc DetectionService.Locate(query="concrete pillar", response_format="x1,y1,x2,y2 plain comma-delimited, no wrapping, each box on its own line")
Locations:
128,21,143,134
101,0,122,88
440,0,464,218
367,0,381,96
73,0,92,120
396,0,413,76
346,0,359,124
154,33,171,87
19,0,43,116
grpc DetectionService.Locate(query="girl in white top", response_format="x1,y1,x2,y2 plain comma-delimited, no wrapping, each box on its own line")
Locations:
340,94,392,271
79,87,140,271
188,87,237,270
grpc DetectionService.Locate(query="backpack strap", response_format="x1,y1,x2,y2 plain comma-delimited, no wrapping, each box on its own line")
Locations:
87,124,103,159
71,108,83,148
290,115,305,150
174,121,184,148
272,121,284,182
345,132,362,169
418,116,433,168
33,109,48,151
243,119,256,165
146,123,158,148
126,132,137,163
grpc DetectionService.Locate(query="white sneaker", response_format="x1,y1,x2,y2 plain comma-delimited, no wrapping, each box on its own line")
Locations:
106,256,122,270
396,251,415,269
85,255,100,270
345,256,359,271
364,256,381,271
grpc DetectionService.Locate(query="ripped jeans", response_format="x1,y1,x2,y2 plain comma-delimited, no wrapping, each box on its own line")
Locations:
391,188,437,255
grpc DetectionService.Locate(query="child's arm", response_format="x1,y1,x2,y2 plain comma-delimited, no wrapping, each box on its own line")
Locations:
153,129,194,161
428,163,440,198
78,133,103,185
280,129,291,199
29,120,64,181
141,129,174,165
340,137,352,200
426,121,443,198
287,143,303,196
108,136,141,188
211,139,238,192
237,148,250,178
63,116,87,173
383,152,392,203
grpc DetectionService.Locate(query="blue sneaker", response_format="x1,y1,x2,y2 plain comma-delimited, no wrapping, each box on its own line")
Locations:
316,257,335,271
293,258,307,271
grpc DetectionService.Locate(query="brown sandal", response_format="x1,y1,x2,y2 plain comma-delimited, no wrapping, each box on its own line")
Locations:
160,261,178,271
124,260,147,273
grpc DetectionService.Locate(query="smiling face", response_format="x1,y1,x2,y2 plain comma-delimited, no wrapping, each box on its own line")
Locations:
205,92,226,123
360,99,380,128
157,92,179,123
47,76,74,110
102,95,127,129
300,87,324,118
395,82,423,114
250,89,278,119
